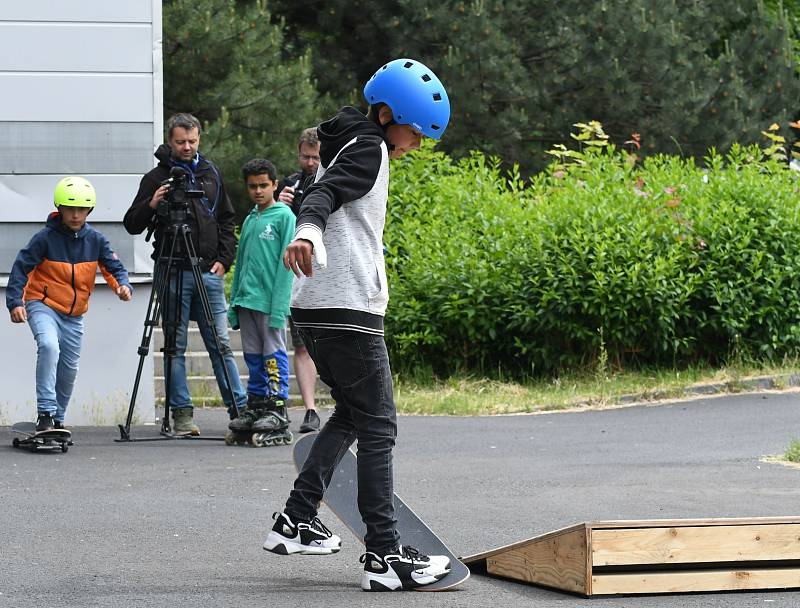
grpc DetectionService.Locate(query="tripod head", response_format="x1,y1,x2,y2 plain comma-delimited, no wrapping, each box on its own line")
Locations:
158,166,204,225
145,166,205,245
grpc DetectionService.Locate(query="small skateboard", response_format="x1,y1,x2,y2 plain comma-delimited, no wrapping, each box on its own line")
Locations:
11,421,72,453
293,432,469,591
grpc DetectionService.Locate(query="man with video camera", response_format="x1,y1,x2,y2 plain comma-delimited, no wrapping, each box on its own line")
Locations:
123,112,247,435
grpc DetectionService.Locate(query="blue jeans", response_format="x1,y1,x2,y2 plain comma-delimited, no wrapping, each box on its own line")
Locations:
165,270,246,413
26,300,84,423
285,327,399,554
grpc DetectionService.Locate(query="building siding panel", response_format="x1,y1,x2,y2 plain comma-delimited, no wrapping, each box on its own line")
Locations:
0,23,152,72
1,1,151,23
0,122,154,174
0,74,153,122
0,175,147,222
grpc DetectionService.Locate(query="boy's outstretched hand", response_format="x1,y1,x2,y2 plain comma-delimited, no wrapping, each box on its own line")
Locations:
116,285,132,301
284,239,315,278
10,306,27,323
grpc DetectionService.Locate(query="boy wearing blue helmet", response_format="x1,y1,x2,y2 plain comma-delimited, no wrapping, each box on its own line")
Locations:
263,59,452,591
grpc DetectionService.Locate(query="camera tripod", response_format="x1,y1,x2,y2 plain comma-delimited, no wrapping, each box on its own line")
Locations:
117,219,241,442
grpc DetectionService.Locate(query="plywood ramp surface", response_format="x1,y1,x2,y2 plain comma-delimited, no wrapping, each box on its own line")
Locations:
463,517,800,596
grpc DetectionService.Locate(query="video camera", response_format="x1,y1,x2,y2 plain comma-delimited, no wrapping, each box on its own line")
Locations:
156,166,205,226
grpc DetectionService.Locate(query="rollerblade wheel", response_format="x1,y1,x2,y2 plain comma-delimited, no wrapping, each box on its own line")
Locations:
224,431,237,446
251,433,267,448
283,431,294,445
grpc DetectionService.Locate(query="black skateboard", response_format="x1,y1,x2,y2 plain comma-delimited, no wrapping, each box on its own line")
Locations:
292,432,469,591
11,421,72,453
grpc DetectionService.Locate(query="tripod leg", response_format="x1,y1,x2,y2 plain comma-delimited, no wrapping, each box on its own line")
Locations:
118,235,176,441
159,261,184,435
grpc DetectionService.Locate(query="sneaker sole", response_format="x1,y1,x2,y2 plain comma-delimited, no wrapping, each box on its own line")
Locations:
263,532,340,555
361,568,450,591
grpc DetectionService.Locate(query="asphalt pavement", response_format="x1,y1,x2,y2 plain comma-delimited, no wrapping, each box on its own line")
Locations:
1,391,799,607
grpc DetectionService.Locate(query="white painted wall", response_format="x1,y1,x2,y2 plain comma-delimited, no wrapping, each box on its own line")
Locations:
0,286,154,427
0,0,162,426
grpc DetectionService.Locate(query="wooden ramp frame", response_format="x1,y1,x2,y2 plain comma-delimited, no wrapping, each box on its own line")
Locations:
463,517,800,596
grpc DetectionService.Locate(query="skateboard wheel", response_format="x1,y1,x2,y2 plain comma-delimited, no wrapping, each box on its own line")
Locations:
61,443,68,453
12,437,20,448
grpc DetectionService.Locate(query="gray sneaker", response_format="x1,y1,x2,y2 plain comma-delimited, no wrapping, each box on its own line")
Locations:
172,408,200,436
299,409,320,433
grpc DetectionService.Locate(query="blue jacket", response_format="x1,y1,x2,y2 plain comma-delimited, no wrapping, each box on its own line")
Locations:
7,213,131,316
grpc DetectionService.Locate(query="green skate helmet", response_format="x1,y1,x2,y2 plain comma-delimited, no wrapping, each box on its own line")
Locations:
54,176,96,209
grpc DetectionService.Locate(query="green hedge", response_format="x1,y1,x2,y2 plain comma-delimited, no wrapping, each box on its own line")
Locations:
384,139,800,376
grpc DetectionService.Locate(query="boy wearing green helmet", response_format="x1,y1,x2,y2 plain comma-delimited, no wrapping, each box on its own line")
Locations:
6,176,133,433
263,59,453,591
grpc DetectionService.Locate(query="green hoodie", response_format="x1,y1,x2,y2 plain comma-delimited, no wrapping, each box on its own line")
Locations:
228,202,296,329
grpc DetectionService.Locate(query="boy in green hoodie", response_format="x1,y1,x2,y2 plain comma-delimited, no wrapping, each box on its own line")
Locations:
227,159,296,445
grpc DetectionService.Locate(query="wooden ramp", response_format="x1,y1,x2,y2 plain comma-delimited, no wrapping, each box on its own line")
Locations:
463,517,800,596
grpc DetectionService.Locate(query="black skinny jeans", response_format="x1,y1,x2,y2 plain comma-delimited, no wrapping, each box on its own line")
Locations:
285,327,399,554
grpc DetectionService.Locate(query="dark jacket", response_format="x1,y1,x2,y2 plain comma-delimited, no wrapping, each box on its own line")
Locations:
275,169,314,217
123,144,237,272
7,212,131,317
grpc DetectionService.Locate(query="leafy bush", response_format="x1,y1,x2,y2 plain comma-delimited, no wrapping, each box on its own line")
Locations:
786,439,800,463
384,129,800,377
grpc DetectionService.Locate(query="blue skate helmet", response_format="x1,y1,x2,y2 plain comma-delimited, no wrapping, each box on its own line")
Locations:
363,58,450,140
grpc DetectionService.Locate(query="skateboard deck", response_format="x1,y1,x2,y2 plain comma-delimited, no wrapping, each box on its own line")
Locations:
292,432,469,591
11,421,72,453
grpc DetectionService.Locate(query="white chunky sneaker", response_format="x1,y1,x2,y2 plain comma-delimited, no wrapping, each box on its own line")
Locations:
360,545,451,591
263,511,341,555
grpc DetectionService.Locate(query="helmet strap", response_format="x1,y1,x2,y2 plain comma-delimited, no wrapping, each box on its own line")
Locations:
372,104,397,150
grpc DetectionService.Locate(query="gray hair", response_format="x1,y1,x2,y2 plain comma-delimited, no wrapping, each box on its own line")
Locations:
166,113,202,138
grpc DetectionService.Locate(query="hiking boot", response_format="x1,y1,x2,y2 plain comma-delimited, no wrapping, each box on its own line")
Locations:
299,409,320,433
360,545,451,591
172,408,200,436
263,511,341,555
36,412,54,432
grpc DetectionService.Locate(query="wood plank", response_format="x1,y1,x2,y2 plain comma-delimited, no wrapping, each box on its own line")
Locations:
592,524,800,566
588,516,800,529
462,522,586,564
591,567,800,595
486,527,589,595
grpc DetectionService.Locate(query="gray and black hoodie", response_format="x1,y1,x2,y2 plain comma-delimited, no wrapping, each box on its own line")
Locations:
290,106,390,336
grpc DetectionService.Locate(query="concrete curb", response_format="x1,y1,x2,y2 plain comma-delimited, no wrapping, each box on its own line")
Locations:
616,373,800,405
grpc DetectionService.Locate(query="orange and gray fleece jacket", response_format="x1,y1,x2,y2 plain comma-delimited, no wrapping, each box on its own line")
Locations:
6,212,131,317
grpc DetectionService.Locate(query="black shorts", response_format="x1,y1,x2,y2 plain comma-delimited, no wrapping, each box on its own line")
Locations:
288,317,306,349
